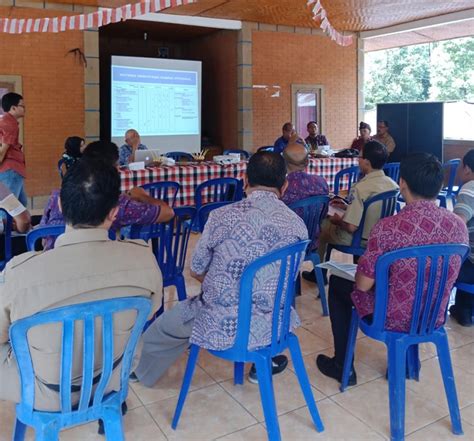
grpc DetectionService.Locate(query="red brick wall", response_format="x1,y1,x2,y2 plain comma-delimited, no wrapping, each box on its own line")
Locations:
0,7,84,197
252,31,357,149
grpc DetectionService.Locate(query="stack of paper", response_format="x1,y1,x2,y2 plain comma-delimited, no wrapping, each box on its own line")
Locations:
316,261,357,282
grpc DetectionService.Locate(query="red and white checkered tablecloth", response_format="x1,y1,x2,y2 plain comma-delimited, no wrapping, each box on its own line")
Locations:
120,157,359,207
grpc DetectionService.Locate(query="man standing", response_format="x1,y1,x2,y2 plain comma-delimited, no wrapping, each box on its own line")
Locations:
373,120,396,155
450,149,474,326
316,153,468,384
132,152,308,386
305,121,329,150
0,93,27,206
0,159,162,410
119,128,148,166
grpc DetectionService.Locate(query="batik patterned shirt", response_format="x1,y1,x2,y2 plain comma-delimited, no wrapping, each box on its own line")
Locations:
184,190,308,351
119,143,148,166
40,190,160,249
305,134,329,149
352,200,468,332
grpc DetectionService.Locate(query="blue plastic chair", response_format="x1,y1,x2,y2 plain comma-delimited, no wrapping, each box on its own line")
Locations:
333,165,360,196
326,190,399,260
257,146,275,152
383,162,400,184
129,207,196,307
141,181,180,207
223,149,250,159
57,158,67,179
197,201,233,233
289,195,330,316
10,296,151,441
340,244,469,441
165,151,194,162
171,241,324,441
440,159,461,204
0,208,13,271
195,177,243,208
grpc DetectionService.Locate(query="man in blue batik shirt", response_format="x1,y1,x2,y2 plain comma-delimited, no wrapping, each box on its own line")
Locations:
119,129,147,166
273,122,305,154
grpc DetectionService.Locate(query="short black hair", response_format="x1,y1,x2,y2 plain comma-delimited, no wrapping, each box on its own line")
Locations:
359,121,371,132
247,151,286,190
378,120,389,127
60,159,121,227
1,92,23,112
282,122,293,132
82,140,119,166
400,153,443,199
64,136,84,159
307,121,318,128
362,140,388,169
463,149,474,172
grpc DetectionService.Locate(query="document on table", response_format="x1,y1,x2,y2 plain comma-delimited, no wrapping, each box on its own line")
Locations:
316,261,357,282
327,205,346,217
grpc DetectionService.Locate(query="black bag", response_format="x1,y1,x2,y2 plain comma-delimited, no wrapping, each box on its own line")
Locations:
334,148,360,158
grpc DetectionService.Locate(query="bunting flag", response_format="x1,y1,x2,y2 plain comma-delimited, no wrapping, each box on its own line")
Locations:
307,0,353,46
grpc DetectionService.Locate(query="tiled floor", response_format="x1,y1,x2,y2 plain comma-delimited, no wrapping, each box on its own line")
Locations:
1,235,473,440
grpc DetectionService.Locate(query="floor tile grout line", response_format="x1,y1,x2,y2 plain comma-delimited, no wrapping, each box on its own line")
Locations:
212,422,262,441
214,381,261,424
140,401,170,441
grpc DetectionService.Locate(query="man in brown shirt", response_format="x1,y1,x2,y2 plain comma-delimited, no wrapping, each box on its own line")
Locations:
0,159,162,410
373,120,396,155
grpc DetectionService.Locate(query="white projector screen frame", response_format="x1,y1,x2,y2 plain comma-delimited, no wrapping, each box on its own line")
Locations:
111,55,202,154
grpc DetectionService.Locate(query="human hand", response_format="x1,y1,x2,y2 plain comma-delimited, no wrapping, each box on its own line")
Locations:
127,187,148,200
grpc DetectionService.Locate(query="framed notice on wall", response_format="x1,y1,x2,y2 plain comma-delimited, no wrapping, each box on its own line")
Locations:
0,75,23,144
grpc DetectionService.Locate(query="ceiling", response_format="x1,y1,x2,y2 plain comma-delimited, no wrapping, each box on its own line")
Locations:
14,0,474,31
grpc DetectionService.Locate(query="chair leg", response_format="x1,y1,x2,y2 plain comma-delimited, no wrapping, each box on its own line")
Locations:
387,339,407,441
288,335,324,432
340,309,359,392
12,418,27,441
102,406,125,441
175,276,187,302
405,344,420,381
311,254,328,316
234,362,244,385
172,344,200,430
255,356,281,441
436,332,463,435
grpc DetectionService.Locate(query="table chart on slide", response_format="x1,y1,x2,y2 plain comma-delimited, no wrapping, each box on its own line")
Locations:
111,66,199,137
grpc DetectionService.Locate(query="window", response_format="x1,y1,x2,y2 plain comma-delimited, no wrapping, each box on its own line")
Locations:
291,84,324,138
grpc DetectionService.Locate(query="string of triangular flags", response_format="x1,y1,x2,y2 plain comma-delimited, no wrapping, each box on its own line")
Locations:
308,0,353,46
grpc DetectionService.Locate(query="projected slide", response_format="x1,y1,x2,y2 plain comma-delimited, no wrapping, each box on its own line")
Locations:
111,65,199,137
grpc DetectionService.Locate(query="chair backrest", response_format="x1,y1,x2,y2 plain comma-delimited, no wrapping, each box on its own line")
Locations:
229,240,310,358
257,146,275,153
333,165,360,196
197,201,234,233
10,297,151,415
351,190,399,248
288,195,329,252
0,208,13,270
223,149,250,159
442,158,461,194
195,177,243,208
141,181,180,207
383,162,400,183
165,151,194,162
58,158,67,179
372,244,469,335
129,207,196,282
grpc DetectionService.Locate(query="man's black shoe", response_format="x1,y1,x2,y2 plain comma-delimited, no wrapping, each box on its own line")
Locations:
449,305,473,327
316,354,357,386
302,270,317,283
98,401,128,435
248,354,288,384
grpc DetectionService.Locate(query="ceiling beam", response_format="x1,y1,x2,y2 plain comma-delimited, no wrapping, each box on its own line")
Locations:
132,12,242,29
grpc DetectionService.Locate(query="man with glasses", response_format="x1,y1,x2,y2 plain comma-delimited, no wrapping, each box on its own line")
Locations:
0,93,27,206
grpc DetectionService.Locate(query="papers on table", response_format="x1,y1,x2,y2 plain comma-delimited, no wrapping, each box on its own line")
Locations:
316,261,357,282
327,204,345,217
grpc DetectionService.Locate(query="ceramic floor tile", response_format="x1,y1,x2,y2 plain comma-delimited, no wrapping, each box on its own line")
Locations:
290,350,382,397
220,368,325,422
406,357,474,410
196,349,252,383
278,399,385,441
60,406,166,441
450,343,474,374
332,378,448,437
406,416,474,440
349,337,388,375
445,316,474,338
0,400,34,441
130,352,216,405
126,386,143,410
215,423,268,441
146,383,257,441
293,326,333,356
461,404,474,426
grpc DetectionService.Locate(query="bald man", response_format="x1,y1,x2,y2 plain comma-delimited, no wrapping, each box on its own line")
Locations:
119,129,148,166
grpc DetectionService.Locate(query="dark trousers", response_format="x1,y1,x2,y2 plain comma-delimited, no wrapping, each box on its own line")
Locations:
328,276,356,366
454,259,474,314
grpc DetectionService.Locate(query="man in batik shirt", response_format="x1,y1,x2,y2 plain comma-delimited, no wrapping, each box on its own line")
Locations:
133,152,308,386
317,153,468,385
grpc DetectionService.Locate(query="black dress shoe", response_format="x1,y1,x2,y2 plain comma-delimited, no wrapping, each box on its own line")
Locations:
302,270,317,283
316,354,357,386
248,354,289,384
98,401,128,435
449,305,473,327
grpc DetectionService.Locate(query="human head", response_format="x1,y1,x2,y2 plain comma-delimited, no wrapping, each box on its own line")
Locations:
283,143,309,172
307,121,318,137
246,151,288,195
358,140,388,173
125,129,141,147
460,149,474,184
1,92,25,119
359,121,371,140
82,140,120,167
64,136,85,159
376,120,389,136
282,122,294,140
399,153,443,201
60,159,120,229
